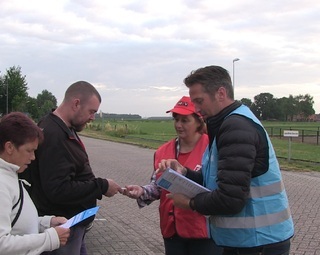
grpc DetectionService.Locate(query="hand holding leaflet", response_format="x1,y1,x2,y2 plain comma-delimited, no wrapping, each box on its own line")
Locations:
156,168,210,198
60,206,100,228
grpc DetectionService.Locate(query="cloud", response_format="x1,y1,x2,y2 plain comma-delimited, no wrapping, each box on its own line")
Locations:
0,0,319,116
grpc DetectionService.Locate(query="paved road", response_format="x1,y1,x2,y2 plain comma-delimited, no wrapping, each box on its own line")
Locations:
81,136,320,255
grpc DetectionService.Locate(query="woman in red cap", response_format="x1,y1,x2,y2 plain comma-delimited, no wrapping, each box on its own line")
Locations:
122,96,222,255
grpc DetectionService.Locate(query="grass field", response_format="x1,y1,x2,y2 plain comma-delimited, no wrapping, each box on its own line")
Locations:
83,119,320,172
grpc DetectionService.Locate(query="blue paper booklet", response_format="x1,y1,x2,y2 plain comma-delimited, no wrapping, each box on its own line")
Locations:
60,206,100,228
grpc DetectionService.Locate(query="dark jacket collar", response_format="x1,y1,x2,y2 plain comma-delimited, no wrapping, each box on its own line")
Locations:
206,101,242,146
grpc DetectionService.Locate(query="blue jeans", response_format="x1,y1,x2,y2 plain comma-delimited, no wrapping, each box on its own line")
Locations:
41,224,87,255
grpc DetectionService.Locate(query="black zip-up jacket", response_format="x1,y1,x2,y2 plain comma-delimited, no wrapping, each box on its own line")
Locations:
23,113,108,222
187,102,269,215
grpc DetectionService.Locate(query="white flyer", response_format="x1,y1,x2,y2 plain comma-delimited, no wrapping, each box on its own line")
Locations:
156,168,210,198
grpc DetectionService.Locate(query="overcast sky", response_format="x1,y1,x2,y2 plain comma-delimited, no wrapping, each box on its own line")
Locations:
1,0,319,117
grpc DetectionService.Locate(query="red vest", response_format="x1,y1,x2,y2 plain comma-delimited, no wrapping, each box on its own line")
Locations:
154,134,209,238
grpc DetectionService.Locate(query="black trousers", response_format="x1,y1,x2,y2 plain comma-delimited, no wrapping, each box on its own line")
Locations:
164,235,223,255
222,239,291,255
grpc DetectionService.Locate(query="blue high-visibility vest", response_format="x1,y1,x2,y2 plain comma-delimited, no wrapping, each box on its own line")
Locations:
202,105,294,247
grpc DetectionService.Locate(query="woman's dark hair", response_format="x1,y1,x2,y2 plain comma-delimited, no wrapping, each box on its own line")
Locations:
0,112,44,152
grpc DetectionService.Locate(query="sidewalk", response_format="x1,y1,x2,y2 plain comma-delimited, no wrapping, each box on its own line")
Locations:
82,137,320,255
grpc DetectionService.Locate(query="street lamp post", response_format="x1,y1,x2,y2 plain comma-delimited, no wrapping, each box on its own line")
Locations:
6,79,8,114
232,58,240,96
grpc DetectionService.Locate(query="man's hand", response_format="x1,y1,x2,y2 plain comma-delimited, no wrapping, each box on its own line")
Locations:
157,159,187,176
105,179,122,197
166,193,191,210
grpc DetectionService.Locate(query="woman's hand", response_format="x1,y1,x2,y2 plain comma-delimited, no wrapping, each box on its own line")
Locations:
54,227,70,246
121,185,144,199
157,159,187,176
51,217,70,246
50,216,68,227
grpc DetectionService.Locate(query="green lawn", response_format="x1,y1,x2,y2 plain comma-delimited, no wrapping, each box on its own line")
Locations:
83,119,320,171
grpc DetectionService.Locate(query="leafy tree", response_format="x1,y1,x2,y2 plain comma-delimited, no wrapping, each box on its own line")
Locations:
252,93,277,120
26,96,39,120
275,97,292,121
36,90,57,107
0,66,28,114
295,94,315,120
0,74,5,115
240,98,253,108
279,95,297,121
36,90,57,119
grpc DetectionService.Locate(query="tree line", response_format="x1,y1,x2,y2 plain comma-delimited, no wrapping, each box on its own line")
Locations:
241,93,315,121
0,65,316,121
0,66,57,120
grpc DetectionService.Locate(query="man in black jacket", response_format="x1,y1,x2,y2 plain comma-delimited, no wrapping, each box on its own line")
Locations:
158,66,294,255
22,81,122,255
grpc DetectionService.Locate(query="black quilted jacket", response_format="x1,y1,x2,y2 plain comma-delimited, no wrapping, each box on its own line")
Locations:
186,101,270,215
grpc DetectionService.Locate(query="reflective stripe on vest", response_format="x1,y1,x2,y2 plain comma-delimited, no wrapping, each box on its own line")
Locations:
211,207,291,229
249,180,284,198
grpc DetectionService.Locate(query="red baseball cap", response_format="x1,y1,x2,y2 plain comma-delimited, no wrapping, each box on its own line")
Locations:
166,96,198,115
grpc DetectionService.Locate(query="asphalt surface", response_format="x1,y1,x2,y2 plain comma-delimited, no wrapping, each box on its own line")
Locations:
81,136,320,255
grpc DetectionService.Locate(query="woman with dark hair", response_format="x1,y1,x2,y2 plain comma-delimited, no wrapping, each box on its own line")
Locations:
0,112,70,255
122,97,222,255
